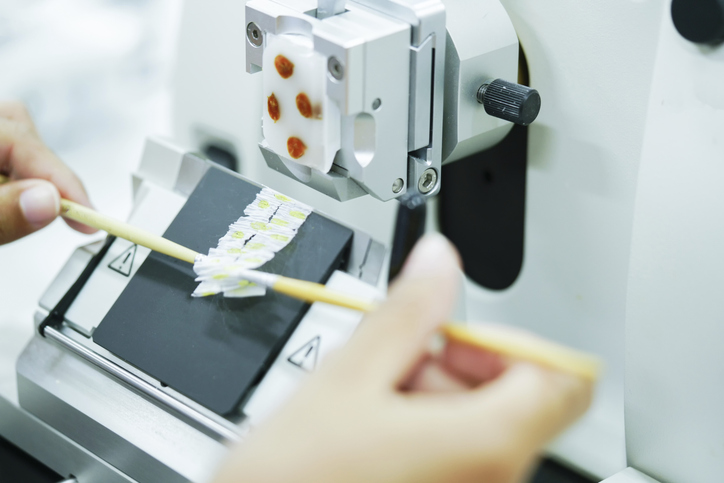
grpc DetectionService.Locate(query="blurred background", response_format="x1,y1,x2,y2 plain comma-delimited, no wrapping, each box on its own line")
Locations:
0,0,183,418
0,0,182,217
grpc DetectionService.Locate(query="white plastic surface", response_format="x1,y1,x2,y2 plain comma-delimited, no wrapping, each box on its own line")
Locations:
601,468,660,483
624,11,724,483
243,270,381,426
262,33,340,173
463,1,666,477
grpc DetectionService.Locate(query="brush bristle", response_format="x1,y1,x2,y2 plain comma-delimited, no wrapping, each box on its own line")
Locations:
191,187,312,298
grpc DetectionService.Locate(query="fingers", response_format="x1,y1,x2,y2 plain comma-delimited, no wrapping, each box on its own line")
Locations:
0,115,96,236
439,340,507,386
431,339,506,388
0,101,39,132
0,179,60,244
401,357,472,393
338,234,462,387
402,342,506,392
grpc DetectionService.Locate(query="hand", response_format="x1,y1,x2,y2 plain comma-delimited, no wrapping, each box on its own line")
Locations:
0,101,96,244
213,234,593,483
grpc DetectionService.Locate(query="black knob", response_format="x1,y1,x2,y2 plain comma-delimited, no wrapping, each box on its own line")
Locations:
671,0,724,45
477,79,541,126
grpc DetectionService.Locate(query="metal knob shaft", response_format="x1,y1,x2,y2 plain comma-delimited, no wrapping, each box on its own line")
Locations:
477,79,541,126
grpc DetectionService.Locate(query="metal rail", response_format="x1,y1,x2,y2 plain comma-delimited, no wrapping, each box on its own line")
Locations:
44,326,241,443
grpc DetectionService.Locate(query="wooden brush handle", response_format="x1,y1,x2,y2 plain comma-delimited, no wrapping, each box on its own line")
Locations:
60,199,199,264
442,324,601,381
274,276,378,313
277,275,600,380
2,174,600,379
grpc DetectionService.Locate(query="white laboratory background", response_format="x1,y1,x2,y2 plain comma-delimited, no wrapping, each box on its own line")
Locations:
0,0,182,393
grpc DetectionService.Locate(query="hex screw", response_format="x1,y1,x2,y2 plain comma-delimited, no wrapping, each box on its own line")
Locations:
246,22,263,47
392,178,404,193
418,168,438,194
328,57,344,80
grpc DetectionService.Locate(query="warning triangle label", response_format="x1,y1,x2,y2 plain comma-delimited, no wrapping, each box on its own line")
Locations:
287,336,320,372
108,244,137,277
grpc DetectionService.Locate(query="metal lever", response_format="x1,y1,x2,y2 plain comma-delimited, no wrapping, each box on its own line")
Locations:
388,193,427,282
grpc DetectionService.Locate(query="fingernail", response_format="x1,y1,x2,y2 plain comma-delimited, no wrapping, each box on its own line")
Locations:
20,184,60,226
401,233,458,278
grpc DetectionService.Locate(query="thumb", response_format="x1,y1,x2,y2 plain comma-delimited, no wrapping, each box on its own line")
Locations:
339,233,463,388
0,179,60,244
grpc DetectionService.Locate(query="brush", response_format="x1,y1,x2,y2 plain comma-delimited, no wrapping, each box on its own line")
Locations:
0,174,601,380
56,199,375,311
64,201,603,380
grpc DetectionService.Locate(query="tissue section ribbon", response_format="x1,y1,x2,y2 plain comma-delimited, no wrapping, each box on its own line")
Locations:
192,187,312,298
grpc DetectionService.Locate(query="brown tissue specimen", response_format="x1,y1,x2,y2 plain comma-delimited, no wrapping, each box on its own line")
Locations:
275,55,294,79
287,137,306,159
296,93,313,119
268,93,280,122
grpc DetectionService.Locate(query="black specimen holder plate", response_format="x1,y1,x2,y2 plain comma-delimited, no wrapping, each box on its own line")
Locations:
93,167,353,416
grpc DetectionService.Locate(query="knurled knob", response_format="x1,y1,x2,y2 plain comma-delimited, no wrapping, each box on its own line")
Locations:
671,0,724,45
477,79,541,126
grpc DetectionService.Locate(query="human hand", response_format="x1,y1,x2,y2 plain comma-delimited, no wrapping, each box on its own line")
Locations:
0,101,96,244
213,234,593,483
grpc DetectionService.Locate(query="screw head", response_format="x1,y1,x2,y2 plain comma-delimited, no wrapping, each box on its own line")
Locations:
328,57,344,81
418,168,438,194
392,178,404,193
246,22,263,47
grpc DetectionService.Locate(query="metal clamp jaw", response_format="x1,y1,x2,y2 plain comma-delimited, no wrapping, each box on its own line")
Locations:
246,0,446,201
246,0,538,202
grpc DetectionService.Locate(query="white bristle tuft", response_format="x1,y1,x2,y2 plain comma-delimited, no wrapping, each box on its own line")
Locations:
191,187,312,298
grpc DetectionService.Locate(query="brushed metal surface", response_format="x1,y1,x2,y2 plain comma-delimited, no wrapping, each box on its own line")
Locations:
17,336,229,483
0,395,135,483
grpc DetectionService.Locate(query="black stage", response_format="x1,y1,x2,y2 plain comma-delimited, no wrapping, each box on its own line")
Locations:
93,167,353,416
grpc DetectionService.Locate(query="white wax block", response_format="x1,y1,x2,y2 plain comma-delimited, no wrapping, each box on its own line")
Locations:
262,33,340,173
